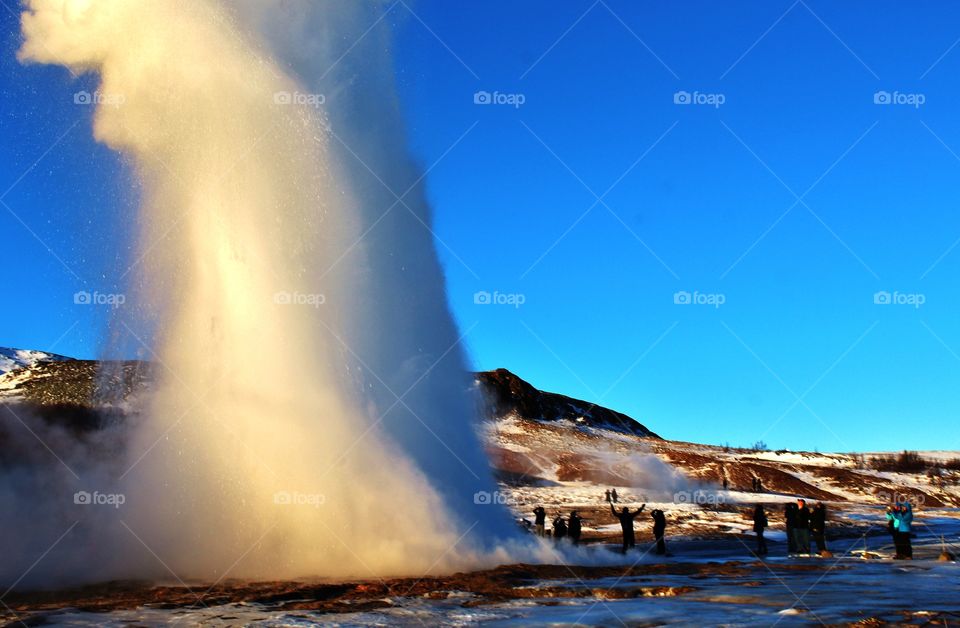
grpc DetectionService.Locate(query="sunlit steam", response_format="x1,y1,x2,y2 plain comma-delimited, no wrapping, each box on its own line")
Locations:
12,0,521,582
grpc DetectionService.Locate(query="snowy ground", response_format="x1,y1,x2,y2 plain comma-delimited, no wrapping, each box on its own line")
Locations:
24,530,960,626
3,369,960,625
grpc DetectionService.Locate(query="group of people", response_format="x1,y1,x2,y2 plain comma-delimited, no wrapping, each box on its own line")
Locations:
720,476,764,492
532,502,668,554
751,500,827,556
886,503,914,559
533,496,919,561
780,499,828,555
610,502,668,554
603,488,619,503
532,506,584,545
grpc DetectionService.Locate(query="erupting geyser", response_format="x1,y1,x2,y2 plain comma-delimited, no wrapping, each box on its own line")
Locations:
11,0,520,583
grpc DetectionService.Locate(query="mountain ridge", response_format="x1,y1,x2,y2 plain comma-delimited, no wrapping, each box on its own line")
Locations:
0,347,658,437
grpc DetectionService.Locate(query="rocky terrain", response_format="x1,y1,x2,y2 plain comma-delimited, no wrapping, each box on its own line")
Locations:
2,347,959,626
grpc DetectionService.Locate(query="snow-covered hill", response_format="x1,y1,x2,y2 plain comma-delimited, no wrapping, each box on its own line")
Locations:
0,347,71,375
0,348,148,406
477,368,658,437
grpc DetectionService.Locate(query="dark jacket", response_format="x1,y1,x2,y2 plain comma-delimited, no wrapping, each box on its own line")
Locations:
784,504,797,528
795,505,811,529
810,505,826,533
533,507,546,525
652,510,666,533
612,504,644,536
753,506,768,533
553,516,567,538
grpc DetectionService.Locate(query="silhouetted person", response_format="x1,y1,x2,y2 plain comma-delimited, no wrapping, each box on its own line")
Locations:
533,506,546,537
604,489,611,503
794,499,811,555
611,502,645,552
611,489,619,503
553,515,567,541
753,505,768,555
568,511,583,545
723,477,729,490
810,502,827,554
756,478,763,493
751,478,757,492
784,503,798,554
651,509,667,555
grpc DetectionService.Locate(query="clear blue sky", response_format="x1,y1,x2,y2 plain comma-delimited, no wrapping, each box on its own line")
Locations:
3,1,960,452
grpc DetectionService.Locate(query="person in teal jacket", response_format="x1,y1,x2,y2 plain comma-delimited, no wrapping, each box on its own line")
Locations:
887,503,914,559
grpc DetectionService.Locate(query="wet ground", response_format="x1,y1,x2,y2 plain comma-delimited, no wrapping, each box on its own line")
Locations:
4,524,959,627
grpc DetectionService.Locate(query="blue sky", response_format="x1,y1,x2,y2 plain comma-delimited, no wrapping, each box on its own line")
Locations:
3,1,960,451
